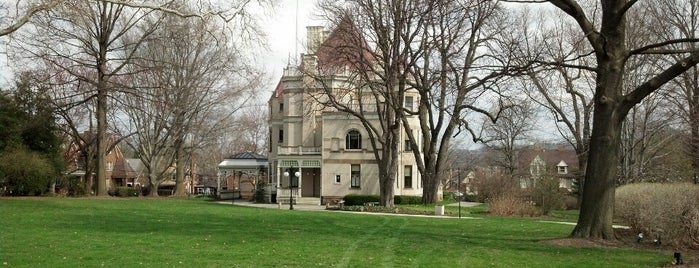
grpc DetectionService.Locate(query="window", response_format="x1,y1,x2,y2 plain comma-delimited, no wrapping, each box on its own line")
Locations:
346,130,361,149
558,166,568,174
335,175,341,184
404,96,414,112
279,102,284,112
107,162,113,172
404,140,412,151
278,129,284,142
404,165,413,188
350,165,361,188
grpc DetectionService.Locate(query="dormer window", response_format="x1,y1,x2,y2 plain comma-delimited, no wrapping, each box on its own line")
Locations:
557,166,567,174
556,160,568,174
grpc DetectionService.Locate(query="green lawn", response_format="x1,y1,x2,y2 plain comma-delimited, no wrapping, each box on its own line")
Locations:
0,198,670,267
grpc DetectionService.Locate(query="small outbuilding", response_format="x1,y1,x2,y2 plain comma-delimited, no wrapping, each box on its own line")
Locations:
217,151,269,201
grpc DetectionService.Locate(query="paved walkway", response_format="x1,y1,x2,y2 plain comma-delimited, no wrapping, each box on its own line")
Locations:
215,200,482,219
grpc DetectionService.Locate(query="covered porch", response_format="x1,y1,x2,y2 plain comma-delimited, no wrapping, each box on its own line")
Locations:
276,159,321,205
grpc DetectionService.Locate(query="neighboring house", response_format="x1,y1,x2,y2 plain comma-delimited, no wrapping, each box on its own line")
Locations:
194,173,218,196
63,131,139,193
267,24,423,205
125,158,149,187
517,144,579,190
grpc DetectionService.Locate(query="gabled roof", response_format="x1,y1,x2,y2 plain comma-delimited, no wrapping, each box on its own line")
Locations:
518,145,579,170
315,16,374,71
111,157,137,179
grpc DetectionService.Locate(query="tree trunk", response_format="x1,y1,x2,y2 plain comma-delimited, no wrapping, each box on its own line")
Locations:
148,179,160,197
173,138,186,196
571,113,621,239
690,89,699,183
94,3,111,196
422,163,440,204
95,84,108,196
379,171,396,207
571,48,626,239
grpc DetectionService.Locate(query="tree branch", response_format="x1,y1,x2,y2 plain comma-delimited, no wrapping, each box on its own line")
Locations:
628,38,699,55
0,2,56,36
622,49,699,113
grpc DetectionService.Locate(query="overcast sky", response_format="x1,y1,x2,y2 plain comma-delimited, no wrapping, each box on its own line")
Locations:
0,0,322,88
261,0,323,88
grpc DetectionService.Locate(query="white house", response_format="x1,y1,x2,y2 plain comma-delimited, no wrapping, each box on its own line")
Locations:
267,23,423,205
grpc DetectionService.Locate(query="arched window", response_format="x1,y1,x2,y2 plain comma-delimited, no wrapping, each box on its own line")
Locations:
345,130,362,149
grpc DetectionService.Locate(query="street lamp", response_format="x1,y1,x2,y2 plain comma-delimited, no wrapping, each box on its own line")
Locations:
457,168,462,218
283,166,300,210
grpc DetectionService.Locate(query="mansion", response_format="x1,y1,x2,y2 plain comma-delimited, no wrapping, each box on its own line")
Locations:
267,24,423,205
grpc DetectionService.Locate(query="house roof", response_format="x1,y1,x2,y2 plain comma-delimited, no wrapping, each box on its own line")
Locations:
218,151,268,171
315,17,374,71
226,151,267,160
518,145,579,171
111,157,137,179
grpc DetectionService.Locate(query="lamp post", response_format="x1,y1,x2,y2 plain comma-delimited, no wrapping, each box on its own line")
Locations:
457,168,462,219
283,166,300,210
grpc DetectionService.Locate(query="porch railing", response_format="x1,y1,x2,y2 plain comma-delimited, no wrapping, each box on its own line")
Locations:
277,188,301,202
277,146,322,155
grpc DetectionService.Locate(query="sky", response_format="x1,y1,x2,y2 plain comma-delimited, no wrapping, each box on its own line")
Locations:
261,0,324,89
0,0,322,88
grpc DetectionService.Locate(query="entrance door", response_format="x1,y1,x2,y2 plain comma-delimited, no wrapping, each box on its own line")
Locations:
301,168,321,197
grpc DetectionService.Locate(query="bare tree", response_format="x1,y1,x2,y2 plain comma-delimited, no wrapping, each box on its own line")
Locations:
308,1,425,207
517,10,595,205
227,106,270,154
20,1,166,196
313,0,515,205
0,0,260,37
619,95,684,183
643,0,699,184
0,0,56,37
481,101,536,175
116,11,261,196
511,0,699,239
402,0,516,203
12,0,269,196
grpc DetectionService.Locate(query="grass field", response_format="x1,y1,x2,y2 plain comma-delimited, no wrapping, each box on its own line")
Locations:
0,198,673,267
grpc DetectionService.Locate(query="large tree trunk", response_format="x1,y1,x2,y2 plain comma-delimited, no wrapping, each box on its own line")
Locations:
95,78,108,196
94,2,112,196
571,112,621,239
379,171,396,207
571,35,626,238
690,88,699,183
148,178,160,197
173,138,186,196
422,161,440,203
380,130,400,207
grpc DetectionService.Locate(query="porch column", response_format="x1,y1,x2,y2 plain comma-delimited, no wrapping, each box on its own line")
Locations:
297,168,302,197
277,167,282,188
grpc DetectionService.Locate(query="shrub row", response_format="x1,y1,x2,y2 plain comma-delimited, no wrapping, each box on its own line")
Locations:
342,194,424,206
615,182,699,249
109,187,139,197
488,195,541,217
394,195,422,204
443,191,478,202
